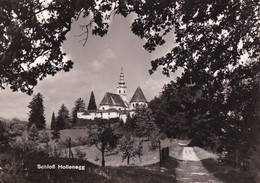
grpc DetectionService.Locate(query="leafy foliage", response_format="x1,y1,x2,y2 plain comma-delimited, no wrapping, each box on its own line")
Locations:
134,107,159,141
149,83,202,139
39,130,50,144
28,92,46,130
0,121,10,146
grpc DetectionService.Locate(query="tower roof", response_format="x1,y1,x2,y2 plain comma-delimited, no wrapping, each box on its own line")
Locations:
118,67,126,85
130,86,147,103
100,92,127,107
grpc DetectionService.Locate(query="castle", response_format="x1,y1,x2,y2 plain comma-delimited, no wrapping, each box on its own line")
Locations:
77,68,148,122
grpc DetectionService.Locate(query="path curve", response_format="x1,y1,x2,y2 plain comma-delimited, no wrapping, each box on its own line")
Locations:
181,147,200,161
169,146,223,183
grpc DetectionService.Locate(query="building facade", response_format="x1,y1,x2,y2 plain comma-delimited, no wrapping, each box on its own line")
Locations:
77,68,147,122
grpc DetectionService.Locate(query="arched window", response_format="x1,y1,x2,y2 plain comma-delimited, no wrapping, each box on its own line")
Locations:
119,90,121,93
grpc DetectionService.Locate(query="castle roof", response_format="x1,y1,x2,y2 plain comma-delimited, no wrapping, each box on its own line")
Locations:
130,86,147,103
100,92,127,107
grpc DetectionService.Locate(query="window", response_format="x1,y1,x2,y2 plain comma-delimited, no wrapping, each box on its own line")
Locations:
119,90,121,93
124,90,125,93
102,107,104,110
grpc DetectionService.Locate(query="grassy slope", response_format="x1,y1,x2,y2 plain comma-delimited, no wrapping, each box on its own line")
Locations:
0,146,178,183
0,146,106,183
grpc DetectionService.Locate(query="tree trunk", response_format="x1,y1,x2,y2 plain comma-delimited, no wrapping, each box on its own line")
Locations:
127,155,130,164
101,150,105,167
159,140,162,166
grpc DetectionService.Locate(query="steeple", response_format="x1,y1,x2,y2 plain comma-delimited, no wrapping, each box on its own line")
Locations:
117,68,127,97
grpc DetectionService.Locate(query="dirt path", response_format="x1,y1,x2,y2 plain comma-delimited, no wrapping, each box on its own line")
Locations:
180,147,200,161
173,147,223,183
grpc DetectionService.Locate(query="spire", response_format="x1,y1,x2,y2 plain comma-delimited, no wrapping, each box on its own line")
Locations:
118,67,125,85
117,68,127,96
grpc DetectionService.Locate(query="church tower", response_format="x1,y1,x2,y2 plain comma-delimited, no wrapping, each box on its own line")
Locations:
117,68,127,97
117,68,129,108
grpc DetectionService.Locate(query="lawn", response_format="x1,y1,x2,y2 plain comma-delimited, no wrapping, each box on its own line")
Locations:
45,129,184,167
0,146,179,183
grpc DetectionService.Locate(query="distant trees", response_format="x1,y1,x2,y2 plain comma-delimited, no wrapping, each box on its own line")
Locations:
71,98,85,125
87,119,121,167
56,104,70,130
28,93,46,130
87,91,97,110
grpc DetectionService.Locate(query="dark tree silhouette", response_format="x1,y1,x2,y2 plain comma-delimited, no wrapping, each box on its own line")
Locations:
50,112,56,130
1,1,258,96
28,93,46,130
0,121,10,146
87,91,97,110
71,98,85,125
56,104,70,130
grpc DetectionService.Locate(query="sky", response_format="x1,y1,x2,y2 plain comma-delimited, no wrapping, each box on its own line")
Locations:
0,14,180,127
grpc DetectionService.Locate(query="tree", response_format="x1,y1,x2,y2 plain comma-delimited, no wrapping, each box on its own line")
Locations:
28,93,46,130
1,1,258,96
27,124,39,143
39,130,50,144
87,91,97,110
134,107,159,141
149,82,208,140
118,135,143,165
71,98,85,125
51,129,60,142
0,121,10,146
50,112,56,130
87,119,121,167
56,104,70,130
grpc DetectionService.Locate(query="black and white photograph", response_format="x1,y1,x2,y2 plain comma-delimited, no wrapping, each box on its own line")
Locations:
0,0,259,182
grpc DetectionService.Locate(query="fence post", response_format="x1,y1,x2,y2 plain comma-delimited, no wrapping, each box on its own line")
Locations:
159,140,162,166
